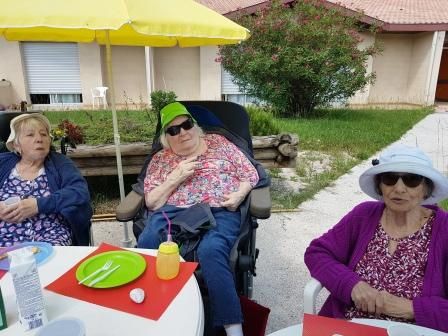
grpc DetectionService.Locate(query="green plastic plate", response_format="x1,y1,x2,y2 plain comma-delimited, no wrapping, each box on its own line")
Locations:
76,250,146,288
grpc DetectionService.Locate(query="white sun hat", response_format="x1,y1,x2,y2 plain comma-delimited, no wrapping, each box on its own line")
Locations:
6,113,51,152
359,144,448,205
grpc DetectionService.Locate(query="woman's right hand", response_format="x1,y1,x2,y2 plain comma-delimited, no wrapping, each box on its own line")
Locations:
168,157,198,184
0,201,18,222
351,280,380,314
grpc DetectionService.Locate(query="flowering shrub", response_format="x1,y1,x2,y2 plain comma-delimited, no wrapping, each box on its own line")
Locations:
219,0,380,117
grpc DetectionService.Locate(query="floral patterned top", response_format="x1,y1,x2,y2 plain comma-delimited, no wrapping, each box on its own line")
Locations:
144,134,259,207
345,213,434,322
0,167,72,247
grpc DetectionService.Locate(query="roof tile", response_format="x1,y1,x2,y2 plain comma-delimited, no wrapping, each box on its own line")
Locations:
198,0,448,25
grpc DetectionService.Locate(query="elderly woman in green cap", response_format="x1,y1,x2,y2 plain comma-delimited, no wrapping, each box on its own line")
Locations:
138,102,259,336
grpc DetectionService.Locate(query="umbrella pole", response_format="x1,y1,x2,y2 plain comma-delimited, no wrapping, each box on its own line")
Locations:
105,30,132,247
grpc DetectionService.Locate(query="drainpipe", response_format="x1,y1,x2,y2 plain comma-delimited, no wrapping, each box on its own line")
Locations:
424,31,445,105
145,47,154,105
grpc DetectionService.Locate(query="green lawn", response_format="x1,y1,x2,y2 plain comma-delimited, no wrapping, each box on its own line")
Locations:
271,108,432,209
273,108,431,160
44,109,157,145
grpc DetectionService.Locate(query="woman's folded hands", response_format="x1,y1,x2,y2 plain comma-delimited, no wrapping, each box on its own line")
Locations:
0,198,38,223
351,281,414,319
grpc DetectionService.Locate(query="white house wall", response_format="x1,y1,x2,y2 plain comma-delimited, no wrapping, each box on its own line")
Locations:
0,39,27,106
106,46,148,108
153,47,200,100
78,43,103,107
407,32,434,105
199,46,221,100
348,32,376,105
368,34,414,105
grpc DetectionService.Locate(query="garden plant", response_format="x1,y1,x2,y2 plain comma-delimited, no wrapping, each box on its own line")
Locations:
219,0,380,117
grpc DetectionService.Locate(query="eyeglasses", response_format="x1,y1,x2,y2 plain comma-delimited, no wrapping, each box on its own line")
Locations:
379,173,425,188
165,118,194,136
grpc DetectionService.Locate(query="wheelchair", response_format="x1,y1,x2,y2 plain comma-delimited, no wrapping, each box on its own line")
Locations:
115,101,271,299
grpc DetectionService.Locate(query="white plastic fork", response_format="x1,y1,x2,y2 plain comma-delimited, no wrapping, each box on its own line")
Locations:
78,259,113,285
88,264,121,287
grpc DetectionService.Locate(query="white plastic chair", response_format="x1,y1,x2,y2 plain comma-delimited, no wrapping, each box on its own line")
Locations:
91,86,108,109
303,277,323,314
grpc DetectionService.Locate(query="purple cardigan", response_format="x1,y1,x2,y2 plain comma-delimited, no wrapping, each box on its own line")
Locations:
304,201,448,332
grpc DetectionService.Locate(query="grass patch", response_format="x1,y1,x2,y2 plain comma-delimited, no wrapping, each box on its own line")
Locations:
439,199,448,211
274,108,431,160
44,109,157,145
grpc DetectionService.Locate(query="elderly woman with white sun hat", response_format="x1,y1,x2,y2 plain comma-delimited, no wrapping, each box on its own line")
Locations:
305,144,448,332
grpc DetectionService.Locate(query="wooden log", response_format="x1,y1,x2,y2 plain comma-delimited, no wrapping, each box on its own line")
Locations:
278,133,299,146
80,165,142,176
252,135,280,148
278,143,298,158
253,148,282,160
68,133,299,176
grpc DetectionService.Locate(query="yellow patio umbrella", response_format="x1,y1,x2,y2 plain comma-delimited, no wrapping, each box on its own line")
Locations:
0,0,249,246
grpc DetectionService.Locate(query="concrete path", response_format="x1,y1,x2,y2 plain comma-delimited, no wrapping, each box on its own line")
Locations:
91,111,448,334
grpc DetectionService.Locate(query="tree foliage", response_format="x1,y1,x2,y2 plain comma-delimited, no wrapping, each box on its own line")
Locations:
219,0,380,117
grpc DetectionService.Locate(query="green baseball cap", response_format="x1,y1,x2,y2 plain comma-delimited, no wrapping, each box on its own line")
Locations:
160,102,194,129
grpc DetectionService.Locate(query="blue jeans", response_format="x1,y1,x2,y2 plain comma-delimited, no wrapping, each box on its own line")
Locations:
137,205,243,326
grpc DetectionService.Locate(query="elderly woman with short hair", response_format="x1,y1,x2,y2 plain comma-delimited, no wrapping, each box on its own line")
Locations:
305,145,448,332
0,114,92,246
138,102,260,336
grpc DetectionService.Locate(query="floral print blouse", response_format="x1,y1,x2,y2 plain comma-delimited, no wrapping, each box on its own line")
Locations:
0,167,72,247
144,134,259,207
345,213,434,322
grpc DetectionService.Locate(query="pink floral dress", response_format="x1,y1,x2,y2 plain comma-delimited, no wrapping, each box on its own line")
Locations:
345,213,434,322
0,167,72,247
144,134,259,207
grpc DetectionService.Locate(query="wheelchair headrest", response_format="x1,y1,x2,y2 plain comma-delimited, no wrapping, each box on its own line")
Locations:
186,105,224,128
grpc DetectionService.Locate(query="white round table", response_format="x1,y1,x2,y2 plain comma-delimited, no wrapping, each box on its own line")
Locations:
0,246,204,336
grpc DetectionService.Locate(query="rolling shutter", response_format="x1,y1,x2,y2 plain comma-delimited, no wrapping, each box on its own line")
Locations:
22,42,81,94
221,68,243,95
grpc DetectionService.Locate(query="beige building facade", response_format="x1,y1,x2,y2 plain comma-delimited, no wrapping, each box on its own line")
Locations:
0,40,221,110
349,31,446,107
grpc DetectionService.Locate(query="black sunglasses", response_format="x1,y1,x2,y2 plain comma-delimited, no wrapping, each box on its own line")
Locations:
165,118,194,136
379,172,425,188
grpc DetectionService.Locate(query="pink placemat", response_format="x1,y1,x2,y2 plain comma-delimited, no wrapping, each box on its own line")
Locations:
45,243,198,320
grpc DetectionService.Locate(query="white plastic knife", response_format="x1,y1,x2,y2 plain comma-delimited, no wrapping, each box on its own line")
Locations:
88,264,121,287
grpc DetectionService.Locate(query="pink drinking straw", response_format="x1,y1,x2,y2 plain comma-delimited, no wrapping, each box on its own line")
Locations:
162,211,172,242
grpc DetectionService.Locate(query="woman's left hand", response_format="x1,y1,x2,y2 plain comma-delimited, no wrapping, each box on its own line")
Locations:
221,191,246,211
375,290,414,319
2,198,39,223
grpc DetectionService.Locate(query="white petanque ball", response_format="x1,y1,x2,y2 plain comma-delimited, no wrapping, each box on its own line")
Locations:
129,288,145,304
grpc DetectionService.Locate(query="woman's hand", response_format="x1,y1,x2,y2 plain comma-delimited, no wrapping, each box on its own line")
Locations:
0,202,12,221
351,281,380,314
146,157,199,211
221,190,246,211
167,157,198,185
0,198,39,223
375,290,414,319
221,182,253,211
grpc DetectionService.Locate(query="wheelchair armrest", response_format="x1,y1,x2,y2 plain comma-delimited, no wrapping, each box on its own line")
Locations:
116,190,144,222
303,277,323,315
249,186,271,219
